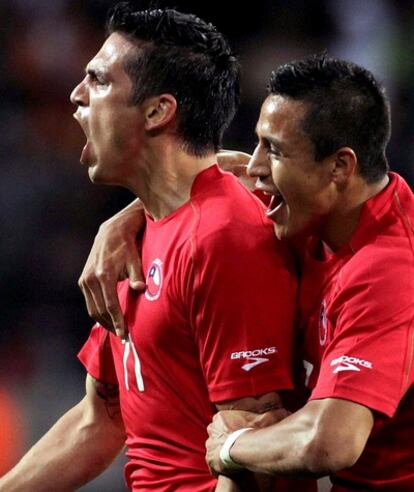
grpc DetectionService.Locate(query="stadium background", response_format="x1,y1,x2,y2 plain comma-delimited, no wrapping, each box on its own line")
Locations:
1,0,413,490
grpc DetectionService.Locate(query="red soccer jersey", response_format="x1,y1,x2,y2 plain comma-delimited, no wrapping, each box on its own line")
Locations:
79,165,297,491
299,172,414,490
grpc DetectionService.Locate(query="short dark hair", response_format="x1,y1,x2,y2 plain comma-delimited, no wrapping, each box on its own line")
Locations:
269,54,391,183
106,2,240,157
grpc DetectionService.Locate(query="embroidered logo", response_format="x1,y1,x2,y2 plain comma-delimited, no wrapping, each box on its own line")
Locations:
145,258,163,301
330,355,373,374
231,347,277,372
319,299,328,346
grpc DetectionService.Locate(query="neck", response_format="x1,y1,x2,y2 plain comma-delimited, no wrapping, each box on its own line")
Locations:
127,138,216,220
321,174,389,251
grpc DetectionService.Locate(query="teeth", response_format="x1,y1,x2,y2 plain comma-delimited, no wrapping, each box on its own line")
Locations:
263,190,281,197
269,193,284,210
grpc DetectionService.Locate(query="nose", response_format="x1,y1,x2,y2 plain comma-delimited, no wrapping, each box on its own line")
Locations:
70,78,88,107
247,145,270,179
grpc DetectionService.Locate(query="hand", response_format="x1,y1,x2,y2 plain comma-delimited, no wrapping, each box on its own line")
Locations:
217,150,255,191
206,409,289,475
79,200,146,338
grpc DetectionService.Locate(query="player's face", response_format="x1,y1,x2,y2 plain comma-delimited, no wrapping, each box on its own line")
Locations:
70,33,145,187
248,95,337,240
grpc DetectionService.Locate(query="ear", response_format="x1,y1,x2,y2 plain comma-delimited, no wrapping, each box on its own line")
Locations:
331,147,358,186
143,94,177,131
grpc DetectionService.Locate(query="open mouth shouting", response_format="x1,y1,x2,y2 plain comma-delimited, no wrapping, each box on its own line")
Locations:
73,111,92,165
265,190,287,224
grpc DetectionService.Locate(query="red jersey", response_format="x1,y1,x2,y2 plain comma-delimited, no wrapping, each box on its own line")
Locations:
299,173,414,490
79,165,297,491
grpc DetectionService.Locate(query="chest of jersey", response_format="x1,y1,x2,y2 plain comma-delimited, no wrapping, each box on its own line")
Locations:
111,210,215,448
298,248,351,389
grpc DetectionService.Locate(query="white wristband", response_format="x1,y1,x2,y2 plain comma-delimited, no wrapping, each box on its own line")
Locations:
219,427,253,470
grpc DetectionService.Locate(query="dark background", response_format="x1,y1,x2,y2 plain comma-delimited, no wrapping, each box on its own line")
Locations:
1,1,413,490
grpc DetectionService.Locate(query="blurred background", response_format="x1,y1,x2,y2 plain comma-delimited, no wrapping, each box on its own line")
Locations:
1,0,413,490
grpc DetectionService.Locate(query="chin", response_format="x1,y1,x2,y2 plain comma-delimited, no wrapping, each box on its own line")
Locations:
88,166,106,184
273,223,288,240
274,222,306,241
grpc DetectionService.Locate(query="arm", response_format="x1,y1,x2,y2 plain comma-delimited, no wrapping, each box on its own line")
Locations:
0,375,126,492
79,151,251,339
214,392,290,492
79,198,146,338
207,397,374,478
216,150,254,191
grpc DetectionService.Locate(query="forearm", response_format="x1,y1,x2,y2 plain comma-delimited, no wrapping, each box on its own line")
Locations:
228,399,373,477
229,410,316,477
0,400,125,492
101,197,144,231
214,394,283,490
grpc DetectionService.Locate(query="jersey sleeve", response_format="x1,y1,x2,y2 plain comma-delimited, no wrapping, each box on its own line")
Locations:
310,245,414,417
77,324,118,385
187,207,297,403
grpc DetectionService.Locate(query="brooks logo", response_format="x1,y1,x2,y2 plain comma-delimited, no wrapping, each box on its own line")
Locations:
231,347,277,372
331,355,373,374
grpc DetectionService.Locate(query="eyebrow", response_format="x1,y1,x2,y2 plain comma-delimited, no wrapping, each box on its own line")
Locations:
267,136,283,149
85,65,107,78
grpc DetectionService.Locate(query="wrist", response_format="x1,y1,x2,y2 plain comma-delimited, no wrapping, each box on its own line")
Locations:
219,427,252,471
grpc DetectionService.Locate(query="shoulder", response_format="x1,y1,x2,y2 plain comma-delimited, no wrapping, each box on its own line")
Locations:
334,240,414,321
342,237,414,289
192,173,277,248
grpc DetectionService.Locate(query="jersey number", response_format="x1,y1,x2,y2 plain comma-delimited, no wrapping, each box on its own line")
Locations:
123,335,145,392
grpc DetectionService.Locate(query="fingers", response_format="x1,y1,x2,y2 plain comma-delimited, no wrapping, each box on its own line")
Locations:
78,199,146,337
99,275,128,339
79,266,129,338
205,434,226,477
79,278,114,333
126,251,146,292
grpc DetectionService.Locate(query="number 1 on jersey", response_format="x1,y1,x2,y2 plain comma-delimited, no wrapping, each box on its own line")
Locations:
123,334,145,392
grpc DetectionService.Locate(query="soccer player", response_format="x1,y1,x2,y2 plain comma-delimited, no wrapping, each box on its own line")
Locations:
0,3,299,492
205,56,414,490
81,56,414,490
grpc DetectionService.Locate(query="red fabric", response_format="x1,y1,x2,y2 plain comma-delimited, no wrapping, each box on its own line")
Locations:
79,165,298,491
299,173,414,490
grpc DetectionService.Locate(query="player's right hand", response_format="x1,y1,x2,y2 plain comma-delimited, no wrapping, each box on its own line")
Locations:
79,200,146,338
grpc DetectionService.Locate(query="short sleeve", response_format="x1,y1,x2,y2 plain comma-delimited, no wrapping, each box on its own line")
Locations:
189,220,297,403
78,324,118,385
310,246,414,417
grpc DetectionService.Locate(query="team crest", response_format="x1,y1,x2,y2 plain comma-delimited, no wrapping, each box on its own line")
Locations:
145,258,163,301
319,299,328,346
